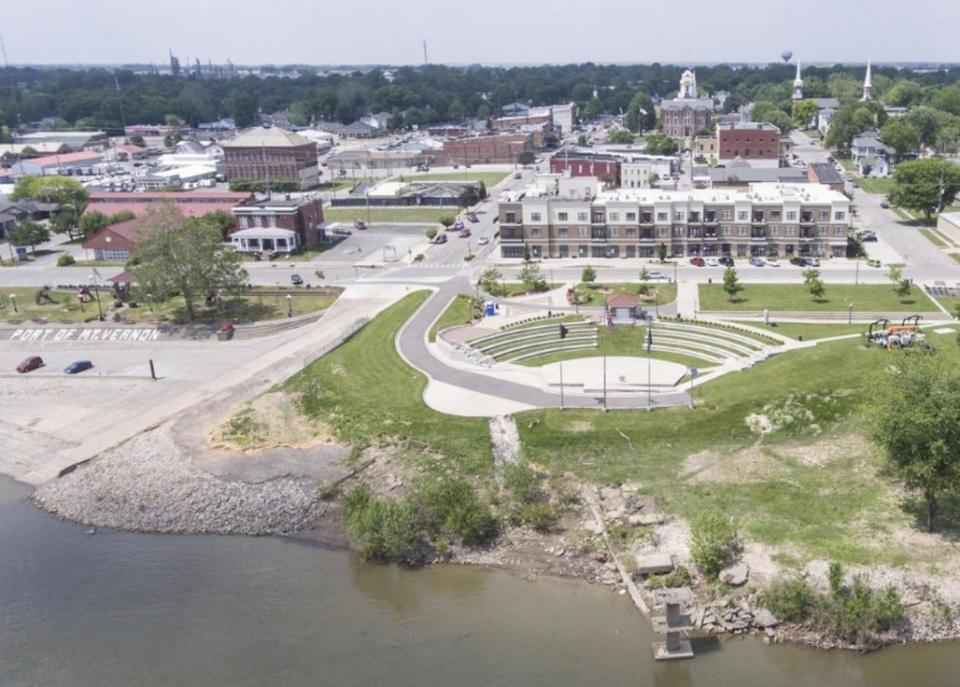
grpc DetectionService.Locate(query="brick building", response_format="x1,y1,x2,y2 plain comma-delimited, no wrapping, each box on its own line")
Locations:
84,191,253,220
549,150,620,183
222,127,319,189
230,195,325,253
498,182,850,260
660,100,714,139
718,122,781,168
436,133,531,165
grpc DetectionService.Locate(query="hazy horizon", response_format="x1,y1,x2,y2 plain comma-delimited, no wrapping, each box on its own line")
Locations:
2,0,958,66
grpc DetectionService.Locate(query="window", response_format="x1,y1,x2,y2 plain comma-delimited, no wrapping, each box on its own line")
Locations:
504,212,517,224
771,210,781,220
530,212,541,222
626,227,638,237
834,211,846,221
626,212,636,221
736,226,747,236
786,211,797,221
673,225,684,237
721,210,733,220
557,212,568,221
578,227,589,237
558,227,569,237
785,226,797,237
657,211,669,222
818,210,829,221
817,225,828,236
609,212,620,221
609,227,619,237
721,225,732,237
531,228,542,237
577,212,588,222
674,211,685,221
833,226,846,236
657,227,669,238
737,211,748,221
768,224,780,236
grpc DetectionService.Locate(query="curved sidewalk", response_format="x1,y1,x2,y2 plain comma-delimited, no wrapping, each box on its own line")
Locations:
395,278,690,412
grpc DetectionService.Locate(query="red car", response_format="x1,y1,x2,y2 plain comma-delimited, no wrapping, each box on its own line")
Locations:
458,228,472,238
689,257,705,266
434,233,448,244
16,356,44,373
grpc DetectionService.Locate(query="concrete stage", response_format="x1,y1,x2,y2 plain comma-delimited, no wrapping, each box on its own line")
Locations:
539,356,688,393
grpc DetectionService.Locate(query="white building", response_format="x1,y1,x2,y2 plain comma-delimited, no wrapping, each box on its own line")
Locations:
620,155,678,188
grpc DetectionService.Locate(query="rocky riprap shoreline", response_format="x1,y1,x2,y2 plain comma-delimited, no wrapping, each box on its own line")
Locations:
33,426,325,536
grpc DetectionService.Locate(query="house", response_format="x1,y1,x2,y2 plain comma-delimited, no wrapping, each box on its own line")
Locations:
16,130,108,152
82,217,147,261
230,195,325,253
851,131,894,177
116,144,148,161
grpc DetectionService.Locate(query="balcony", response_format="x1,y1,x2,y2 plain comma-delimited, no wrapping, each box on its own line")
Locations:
751,214,766,225
591,230,607,240
688,213,701,223
800,213,815,225
639,215,654,225
703,232,718,240
704,214,717,225
750,230,767,239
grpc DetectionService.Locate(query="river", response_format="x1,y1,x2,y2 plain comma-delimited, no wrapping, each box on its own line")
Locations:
1,476,959,686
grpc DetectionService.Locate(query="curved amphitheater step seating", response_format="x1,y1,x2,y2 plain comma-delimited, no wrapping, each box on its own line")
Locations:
443,314,786,375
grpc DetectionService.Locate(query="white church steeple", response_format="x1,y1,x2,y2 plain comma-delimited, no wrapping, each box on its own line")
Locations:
793,61,803,100
862,59,873,101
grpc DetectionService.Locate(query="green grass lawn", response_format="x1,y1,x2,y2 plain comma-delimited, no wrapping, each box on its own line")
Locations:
574,282,678,306
919,228,951,248
393,171,509,187
699,283,938,312
518,335,960,566
856,177,895,195
285,291,492,475
0,286,340,325
323,207,459,225
429,294,480,342
838,159,857,172
485,282,562,297
758,322,868,340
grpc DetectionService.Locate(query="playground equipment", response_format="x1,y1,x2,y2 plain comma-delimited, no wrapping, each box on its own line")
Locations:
866,315,935,352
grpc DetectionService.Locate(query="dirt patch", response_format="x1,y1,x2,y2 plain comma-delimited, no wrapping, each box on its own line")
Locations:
778,433,869,467
565,420,594,433
681,445,780,484
210,391,338,452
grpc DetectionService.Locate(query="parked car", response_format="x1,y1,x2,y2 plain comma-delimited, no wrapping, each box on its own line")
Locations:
646,270,668,280
749,257,765,267
433,233,448,244
333,227,352,236
354,220,367,230
807,257,820,267
16,356,44,373
458,228,472,238
880,201,890,209
467,212,479,223
290,274,303,285
513,171,522,179
789,256,808,266
452,221,465,231
704,257,720,267
64,360,93,375
689,256,705,266
860,231,878,242
718,256,735,267
477,236,490,246
766,258,781,267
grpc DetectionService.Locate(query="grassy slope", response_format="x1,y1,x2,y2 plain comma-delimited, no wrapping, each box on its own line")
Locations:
575,281,678,305
517,329,960,565
429,294,477,342
759,322,867,340
285,291,492,474
699,283,937,312
323,207,458,224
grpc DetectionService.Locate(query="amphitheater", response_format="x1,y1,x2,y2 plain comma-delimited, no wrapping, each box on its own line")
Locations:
435,311,792,396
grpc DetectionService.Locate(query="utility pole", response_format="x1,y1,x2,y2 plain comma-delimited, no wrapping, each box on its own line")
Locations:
423,40,428,66
602,354,608,412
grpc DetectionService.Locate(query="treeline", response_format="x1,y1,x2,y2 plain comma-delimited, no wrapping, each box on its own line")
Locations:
2,63,960,132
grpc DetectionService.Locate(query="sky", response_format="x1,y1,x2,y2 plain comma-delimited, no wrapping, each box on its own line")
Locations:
2,0,958,66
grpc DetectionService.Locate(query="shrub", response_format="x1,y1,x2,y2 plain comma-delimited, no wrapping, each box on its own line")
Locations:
817,563,903,643
425,227,438,240
56,254,76,266
647,565,694,589
418,478,497,546
503,463,557,531
581,266,596,283
341,484,422,565
760,572,816,623
689,510,739,578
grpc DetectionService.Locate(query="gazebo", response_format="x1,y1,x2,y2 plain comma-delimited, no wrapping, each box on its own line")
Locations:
605,292,642,324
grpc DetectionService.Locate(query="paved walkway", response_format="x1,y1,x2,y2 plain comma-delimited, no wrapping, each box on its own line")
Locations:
395,278,690,412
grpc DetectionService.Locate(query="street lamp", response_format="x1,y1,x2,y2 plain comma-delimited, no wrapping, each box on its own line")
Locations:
848,302,853,324
286,294,293,318
9,293,17,313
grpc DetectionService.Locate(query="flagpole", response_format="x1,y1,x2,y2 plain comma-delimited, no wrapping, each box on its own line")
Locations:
646,323,652,412
602,353,607,412
559,352,565,410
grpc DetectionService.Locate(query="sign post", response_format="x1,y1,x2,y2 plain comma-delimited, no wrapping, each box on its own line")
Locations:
688,367,699,409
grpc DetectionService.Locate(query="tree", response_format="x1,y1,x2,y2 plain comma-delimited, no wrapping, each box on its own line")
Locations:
870,355,960,532
880,118,921,161
895,278,913,301
802,267,821,287
459,186,480,208
9,219,50,252
581,265,596,283
607,128,635,144
904,107,941,149
78,211,110,239
690,510,739,579
10,176,88,239
625,91,655,133
639,267,650,282
886,264,903,286
522,244,532,263
657,242,668,263
722,267,743,301
425,227,438,240
792,99,819,130
439,215,455,229
131,203,248,321
887,158,960,221
807,277,826,301
577,134,588,146
645,133,679,156
479,267,503,294
519,263,547,292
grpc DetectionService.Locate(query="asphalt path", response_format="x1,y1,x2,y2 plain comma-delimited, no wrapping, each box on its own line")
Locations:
395,277,689,410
